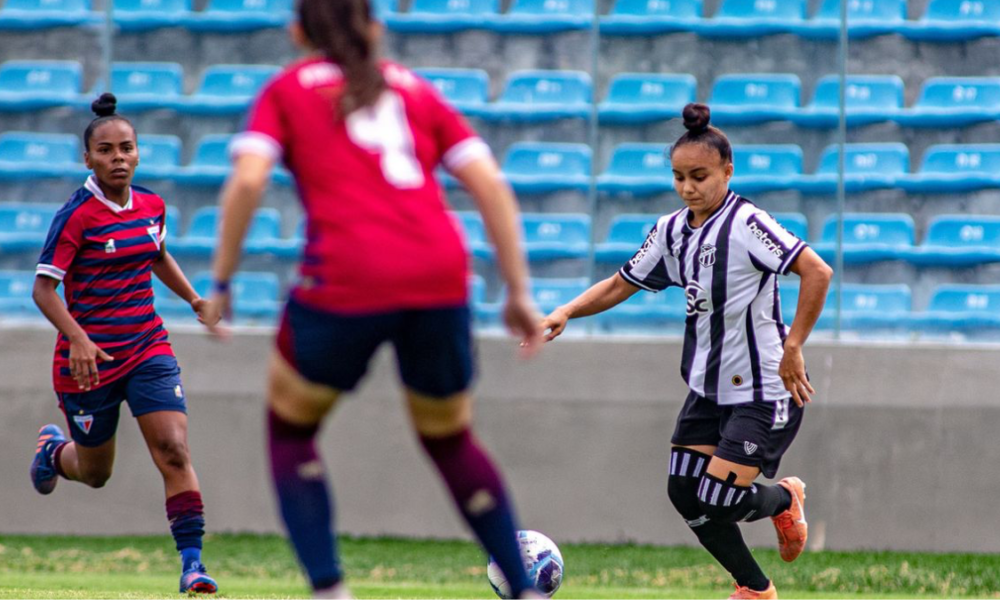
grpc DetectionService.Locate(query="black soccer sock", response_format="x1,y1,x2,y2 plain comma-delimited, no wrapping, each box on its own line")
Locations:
667,448,770,592
698,472,791,523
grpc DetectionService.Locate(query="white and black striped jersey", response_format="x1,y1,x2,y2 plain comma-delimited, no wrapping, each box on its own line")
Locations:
618,191,806,405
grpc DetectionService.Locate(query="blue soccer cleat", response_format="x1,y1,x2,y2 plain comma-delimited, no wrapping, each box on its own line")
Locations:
179,562,218,594
30,424,65,495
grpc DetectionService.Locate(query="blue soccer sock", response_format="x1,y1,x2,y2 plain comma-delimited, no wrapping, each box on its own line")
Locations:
166,490,205,571
420,430,535,598
268,409,342,591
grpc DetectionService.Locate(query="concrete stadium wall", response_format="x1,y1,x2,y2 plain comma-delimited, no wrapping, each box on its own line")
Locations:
1,326,997,553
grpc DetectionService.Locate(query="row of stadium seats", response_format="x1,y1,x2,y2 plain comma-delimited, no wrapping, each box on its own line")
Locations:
3,0,999,42
5,201,1000,268
5,59,1000,129
3,266,1000,335
6,131,1000,196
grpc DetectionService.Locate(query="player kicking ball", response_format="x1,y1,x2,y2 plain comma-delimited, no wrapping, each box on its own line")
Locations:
29,93,219,595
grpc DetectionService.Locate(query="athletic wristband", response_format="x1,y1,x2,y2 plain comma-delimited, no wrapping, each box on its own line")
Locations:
212,280,231,294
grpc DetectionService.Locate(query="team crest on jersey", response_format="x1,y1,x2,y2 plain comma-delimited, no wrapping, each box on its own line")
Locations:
147,225,161,250
104,239,116,254
698,244,717,268
744,441,758,456
684,280,711,316
73,414,94,435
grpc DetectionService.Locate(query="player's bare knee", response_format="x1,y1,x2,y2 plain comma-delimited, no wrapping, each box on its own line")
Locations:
79,465,113,488
407,390,472,438
154,438,191,473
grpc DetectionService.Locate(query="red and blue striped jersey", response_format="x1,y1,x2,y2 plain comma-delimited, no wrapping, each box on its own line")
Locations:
37,176,174,393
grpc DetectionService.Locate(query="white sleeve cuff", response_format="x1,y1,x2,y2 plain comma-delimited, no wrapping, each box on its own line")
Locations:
36,264,66,281
442,137,492,173
229,132,283,162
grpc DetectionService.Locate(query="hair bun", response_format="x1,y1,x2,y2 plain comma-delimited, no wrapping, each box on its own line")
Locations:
91,93,117,118
682,102,711,133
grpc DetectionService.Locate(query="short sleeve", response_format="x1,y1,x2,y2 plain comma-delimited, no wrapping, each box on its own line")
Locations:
229,80,285,162
742,210,806,276
618,221,673,292
36,208,84,282
421,79,492,174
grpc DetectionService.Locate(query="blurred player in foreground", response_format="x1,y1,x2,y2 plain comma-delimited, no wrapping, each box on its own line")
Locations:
541,103,832,599
30,93,219,595
204,0,544,597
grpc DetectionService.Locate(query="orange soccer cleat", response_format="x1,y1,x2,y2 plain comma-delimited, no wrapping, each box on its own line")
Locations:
729,581,778,599
772,476,808,562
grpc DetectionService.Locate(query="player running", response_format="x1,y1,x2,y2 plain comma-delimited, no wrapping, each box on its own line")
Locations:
540,103,832,600
29,93,219,595
202,0,544,597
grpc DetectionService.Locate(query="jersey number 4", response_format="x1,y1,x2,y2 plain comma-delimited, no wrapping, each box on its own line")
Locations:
346,91,425,190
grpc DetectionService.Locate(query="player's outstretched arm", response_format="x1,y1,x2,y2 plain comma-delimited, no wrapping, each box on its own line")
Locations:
780,246,833,407
452,156,542,357
206,152,275,337
541,274,639,342
32,275,113,391
152,248,218,327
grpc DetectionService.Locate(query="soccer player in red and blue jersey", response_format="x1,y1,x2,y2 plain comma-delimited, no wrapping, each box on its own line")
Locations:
203,0,544,597
29,93,219,595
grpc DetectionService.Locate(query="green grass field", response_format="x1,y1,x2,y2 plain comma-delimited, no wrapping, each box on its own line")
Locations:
0,533,997,599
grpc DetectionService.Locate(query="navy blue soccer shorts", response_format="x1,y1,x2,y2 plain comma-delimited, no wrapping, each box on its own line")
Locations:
276,298,475,398
57,354,187,447
671,391,804,479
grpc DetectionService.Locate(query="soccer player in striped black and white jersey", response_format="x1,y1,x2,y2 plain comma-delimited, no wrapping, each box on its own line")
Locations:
541,103,833,600
28,94,220,595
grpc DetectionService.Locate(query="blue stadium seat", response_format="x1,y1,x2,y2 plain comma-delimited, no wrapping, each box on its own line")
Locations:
900,144,1000,193
372,0,399,18
0,271,41,320
0,0,99,30
795,143,909,194
792,0,906,39
164,205,181,244
707,74,801,125
175,134,231,186
600,286,687,332
412,68,489,115
909,215,1000,267
597,73,696,124
114,0,193,31
242,208,298,257
188,0,292,32
730,144,803,193
134,135,182,180
177,64,280,116
895,77,1000,128
488,0,592,33
0,132,87,180
600,0,702,35
191,271,281,322
522,214,591,261
171,206,285,257
596,143,671,196
0,203,59,254
478,70,592,122
901,0,1000,42
792,75,904,128
101,62,184,112
502,143,591,193
386,0,497,33
771,212,809,242
698,0,805,38
0,60,82,111
812,213,915,264
594,214,658,263
452,211,493,260
151,276,191,318
780,281,912,331
529,277,590,312
915,285,1000,335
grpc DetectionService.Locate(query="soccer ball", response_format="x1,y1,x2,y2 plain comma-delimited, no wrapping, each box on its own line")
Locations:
487,530,564,599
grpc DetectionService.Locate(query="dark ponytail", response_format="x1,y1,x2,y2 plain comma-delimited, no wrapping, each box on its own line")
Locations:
83,92,134,151
669,102,732,164
298,0,386,118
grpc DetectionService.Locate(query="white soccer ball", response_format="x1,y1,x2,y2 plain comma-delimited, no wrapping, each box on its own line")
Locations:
487,529,564,599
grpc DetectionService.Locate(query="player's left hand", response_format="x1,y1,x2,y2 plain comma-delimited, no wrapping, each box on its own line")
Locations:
191,297,220,327
779,343,814,407
203,291,232,340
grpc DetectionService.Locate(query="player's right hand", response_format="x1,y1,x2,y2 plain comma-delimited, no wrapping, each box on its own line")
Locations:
504,291,542,358
68,336,113,391
539,308,570,342
204,290,232,341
